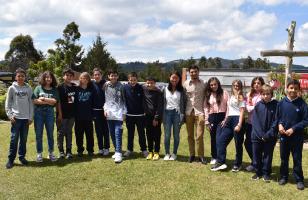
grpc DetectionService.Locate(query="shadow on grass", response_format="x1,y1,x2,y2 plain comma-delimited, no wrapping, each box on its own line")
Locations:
17,153,115,168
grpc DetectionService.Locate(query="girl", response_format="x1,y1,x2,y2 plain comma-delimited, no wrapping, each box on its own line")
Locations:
163,71,185,161
204,77,228,165
74,72,95,157
33,71,59,162
245,76,265,172
211,80,245,171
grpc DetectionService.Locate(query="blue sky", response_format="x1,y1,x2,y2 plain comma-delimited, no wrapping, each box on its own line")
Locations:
1,0,308,66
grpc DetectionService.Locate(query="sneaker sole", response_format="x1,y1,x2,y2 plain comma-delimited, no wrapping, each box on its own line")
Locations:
211,164,227,171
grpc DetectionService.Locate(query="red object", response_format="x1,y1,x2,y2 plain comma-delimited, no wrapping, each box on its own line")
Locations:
299,74,308,89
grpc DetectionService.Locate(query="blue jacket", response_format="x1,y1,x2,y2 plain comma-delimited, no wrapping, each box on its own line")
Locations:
277,96,308,136
74,85,94,120
123,83,145,116
252,99,278,142
92,79,106,110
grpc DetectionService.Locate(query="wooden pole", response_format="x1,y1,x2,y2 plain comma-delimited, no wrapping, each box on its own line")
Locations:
285,21,296,89
261,50,308,57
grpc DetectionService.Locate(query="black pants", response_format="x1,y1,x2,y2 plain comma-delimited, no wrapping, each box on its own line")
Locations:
75,120,94,154
145,115,161,153
245,123,253,162
126,115,147,152
280,134,304,183
208,112,226,159
252,139,276,176
93,110,110,150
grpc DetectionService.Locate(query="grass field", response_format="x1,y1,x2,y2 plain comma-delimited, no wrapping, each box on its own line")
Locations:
0,121,307,200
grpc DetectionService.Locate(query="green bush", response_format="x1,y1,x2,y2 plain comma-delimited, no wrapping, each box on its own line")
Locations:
0,94,7,120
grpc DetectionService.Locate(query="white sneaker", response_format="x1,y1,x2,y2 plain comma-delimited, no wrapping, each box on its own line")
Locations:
114,153,123,163
48,152,58,162
112,153,116,159
98,149,104,155
124,150,132,157
142,150,149,158
169,153,177,161
66,152,73,159
36,153,43,163
103,149,110,156
210,158,217,165
164,154,171,161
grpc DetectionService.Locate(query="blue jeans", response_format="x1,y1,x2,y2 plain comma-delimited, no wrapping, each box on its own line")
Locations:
163,109,181,155
34,107,55,153
107,120,123,153
8,119,29,162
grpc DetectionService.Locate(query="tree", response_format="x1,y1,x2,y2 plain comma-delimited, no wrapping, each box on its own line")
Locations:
243,56,254,69
207,57,216,68
230,61,239,69
214,57,222,69
5,34,43,71
52,21,84,71
199,56,207,69
83,34,118,76
139,61,169,82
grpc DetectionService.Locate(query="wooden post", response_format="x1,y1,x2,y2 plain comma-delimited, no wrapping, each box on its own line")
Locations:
285,21,296,89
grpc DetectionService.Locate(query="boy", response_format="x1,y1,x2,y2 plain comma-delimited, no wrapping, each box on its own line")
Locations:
277,79,308,190
143,77,163,160
56,68,76,159
251,84,278,182
123,72,148,158
5,68,33,169
103,70,126,163
92,68,109,156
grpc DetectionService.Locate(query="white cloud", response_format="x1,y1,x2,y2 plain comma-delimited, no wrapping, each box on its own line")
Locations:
0,0,307,64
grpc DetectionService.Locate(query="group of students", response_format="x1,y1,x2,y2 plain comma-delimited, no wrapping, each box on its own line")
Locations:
4,65,308,190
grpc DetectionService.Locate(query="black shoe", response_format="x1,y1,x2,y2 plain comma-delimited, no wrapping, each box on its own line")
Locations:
297,182,305,190
19,158,29,165
5,161,13,169
278,178,288,185
88,152,94,156
231,165,242,172
188,156,195,163
251,174,261,180
198,157,207,165
246,164,255,172
77,152,83,157
263,175,271,183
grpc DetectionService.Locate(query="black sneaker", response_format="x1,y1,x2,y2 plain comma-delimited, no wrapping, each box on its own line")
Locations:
88,152,94,156
77,152,83,157
211,163,227,171
278,178,288,185
5,161,13,169
19,158,29,165
251,174,261,180
188,156,195,163
231,165,242,172
246,164,255,172
263,175,271,183
297,182,305,190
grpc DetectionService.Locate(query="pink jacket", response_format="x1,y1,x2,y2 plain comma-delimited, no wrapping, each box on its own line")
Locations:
204,90,229,124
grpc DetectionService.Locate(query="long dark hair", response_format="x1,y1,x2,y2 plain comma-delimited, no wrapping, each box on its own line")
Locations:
205,77,223,107
249,76,265,101
167,71,183,92
39,71,58,88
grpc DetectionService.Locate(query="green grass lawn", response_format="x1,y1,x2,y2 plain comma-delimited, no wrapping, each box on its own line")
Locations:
0,121,307,200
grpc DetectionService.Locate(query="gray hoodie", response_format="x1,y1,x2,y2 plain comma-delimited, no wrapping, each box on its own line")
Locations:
5,82,34,120
103,81,126,121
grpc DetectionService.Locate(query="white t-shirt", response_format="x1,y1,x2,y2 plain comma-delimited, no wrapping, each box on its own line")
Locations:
165,89,181,112
228,95,245,116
